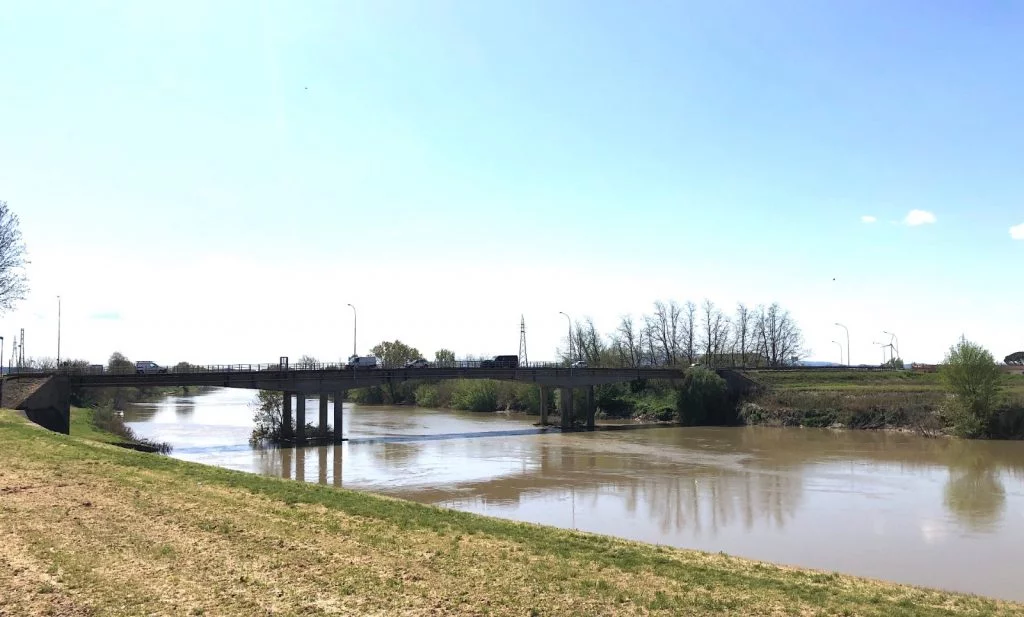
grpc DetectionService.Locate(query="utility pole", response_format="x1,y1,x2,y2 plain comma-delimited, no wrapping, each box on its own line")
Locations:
57,296,61,367
518,315,528,367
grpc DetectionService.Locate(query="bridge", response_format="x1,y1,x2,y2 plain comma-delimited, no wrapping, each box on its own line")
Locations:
4,363,690,441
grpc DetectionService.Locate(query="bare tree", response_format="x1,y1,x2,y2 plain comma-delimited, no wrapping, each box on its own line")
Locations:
615,315,641,368
681,301,697,365
753,303,804,367
700,299,732,367
572,318,605,365
735,303,753,366
646,301,678,366
0,200,29,312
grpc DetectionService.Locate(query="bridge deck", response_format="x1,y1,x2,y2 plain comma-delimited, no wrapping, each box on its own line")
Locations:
24,366,687,391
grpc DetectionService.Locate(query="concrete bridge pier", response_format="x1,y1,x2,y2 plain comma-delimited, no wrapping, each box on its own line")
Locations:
559,387,574,429
586,385,596,430
333,390,346,443
319,394,330,436
539,386,550,425
296,395,306,443
282,393,294,441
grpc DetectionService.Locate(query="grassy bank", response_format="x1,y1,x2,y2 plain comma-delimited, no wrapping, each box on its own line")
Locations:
1,410,1019,615
742,370,1024,436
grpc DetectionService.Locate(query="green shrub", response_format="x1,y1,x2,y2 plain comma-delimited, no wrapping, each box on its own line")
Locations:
939,338,1002,437
414,384,440,408
676,367,730,426
451,380,499,412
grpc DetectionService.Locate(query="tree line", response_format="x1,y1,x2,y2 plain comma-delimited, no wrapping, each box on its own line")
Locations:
571,300,804,369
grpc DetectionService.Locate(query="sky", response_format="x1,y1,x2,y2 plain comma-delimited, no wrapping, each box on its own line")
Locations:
1,0,1022,367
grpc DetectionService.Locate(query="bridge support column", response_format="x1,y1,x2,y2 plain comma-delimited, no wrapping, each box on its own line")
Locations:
559,387,573,429
282,393,294,442
296,448,305,482
333,390,345,443
319,393,329,436
295,395,306,443
539,386,549,425
586,385,595,430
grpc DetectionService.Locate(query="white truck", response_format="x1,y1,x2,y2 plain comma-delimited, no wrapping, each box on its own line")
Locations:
347,355,379,369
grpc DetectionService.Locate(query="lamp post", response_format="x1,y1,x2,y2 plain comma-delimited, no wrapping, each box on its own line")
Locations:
0,336,4,377
831,340,843,366
346,304,357,359
559,311,572,364
834,323,850,366
883,331,900,360
57,296,61,367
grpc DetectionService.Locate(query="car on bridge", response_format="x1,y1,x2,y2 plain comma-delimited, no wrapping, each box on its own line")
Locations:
135,361,167,375
347,355,379,368
480,355,519,368
404,358,429,369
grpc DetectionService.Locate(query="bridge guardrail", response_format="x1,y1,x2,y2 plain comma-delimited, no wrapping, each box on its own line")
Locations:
5,362,907,377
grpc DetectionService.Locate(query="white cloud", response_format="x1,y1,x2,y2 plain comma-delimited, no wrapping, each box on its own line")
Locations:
861,215,877,224
1011,223,1024,240
904,209,937,226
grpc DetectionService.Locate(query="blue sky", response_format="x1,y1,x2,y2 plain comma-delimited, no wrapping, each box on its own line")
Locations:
1,0,1022,366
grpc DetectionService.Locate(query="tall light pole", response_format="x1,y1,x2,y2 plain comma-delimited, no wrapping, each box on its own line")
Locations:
831,340,843,366
883,331,900,360
0,336,4,377
346,304,357,359
559,311,572,364
834,323,850,366
56,296,61,367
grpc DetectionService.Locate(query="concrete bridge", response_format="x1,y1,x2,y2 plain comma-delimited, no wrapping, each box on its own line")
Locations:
5,365,690,441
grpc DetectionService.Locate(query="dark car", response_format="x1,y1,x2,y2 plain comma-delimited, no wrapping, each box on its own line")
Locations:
481,355,519,368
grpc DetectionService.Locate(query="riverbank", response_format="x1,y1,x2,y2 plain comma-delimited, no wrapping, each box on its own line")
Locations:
1,410,1019,615
742,370,1024,437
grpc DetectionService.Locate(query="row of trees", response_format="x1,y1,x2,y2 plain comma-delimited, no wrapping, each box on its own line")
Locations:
571,300,804,369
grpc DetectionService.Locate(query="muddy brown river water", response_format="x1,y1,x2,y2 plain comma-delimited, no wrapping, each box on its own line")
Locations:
125,387,1024,601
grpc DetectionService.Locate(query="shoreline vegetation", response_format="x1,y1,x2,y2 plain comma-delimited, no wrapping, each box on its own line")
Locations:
340,365,1024,440
4,408,1019,615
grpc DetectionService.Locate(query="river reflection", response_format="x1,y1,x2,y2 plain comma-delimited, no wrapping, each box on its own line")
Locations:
125,388,1024,601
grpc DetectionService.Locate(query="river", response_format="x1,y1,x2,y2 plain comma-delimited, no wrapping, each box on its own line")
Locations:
124,387,1024,601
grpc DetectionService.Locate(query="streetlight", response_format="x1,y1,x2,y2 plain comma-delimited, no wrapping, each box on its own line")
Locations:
346,304,357,359
57,295,61,367
883,331,900,360
834,323,850,366
831,341,843,366
559,311,572,364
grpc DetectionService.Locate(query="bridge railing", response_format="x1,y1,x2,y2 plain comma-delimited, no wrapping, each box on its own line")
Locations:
8,361,906,377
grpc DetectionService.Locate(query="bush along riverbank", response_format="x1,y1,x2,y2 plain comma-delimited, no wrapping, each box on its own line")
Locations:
1,409,1020,616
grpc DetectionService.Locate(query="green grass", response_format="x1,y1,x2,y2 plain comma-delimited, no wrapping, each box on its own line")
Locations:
0,409,1019,616
747,369,1024,395
69,406,128,444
